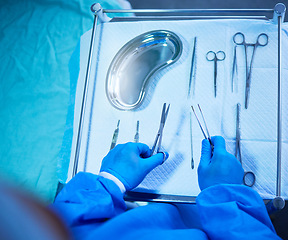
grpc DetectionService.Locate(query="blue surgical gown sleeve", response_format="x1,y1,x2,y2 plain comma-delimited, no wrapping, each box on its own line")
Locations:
50,172,126,238
196,184,281,240
51,173,280,240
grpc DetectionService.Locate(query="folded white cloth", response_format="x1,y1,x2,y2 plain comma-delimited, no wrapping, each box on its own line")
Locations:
68,18,288,199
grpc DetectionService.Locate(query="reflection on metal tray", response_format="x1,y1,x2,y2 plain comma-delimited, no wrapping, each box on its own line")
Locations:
106,30,183,110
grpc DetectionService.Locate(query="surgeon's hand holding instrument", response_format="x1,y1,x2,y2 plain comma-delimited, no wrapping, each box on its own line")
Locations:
100,142,168,191
198,136,244,190
235,103,256,187
151,103,170,163
233,32,268,109
110,120,120,150
206,51,226,97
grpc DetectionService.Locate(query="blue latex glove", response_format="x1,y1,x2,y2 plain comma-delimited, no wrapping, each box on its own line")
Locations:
100,142,168,191
198,136,244,190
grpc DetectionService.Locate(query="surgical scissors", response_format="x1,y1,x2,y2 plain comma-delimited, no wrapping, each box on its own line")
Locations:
110,120,120,150
233,32,268,109
134,120,140,143
151,103,170,157
235,103,256,187
206,51,226,98
191,104,214,152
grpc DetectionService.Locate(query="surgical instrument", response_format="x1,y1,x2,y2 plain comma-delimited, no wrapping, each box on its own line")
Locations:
134,120,140,143
206,51,226,97
233,32,268,109
110,120,120,150
151,103,170,156
231,45,238,93
190,112,194,169
235,103,256,187
191,104,214,152
188,37,197,97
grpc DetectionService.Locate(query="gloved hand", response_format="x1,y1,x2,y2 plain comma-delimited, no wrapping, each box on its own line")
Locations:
198,136,244,190
100,142,168,191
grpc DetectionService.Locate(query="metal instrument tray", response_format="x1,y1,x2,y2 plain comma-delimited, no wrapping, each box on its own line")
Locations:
70,3,286,206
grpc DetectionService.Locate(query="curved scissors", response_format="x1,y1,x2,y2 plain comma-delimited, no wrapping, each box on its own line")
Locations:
206,51,226,98
235,103,256,187
233,32,268,109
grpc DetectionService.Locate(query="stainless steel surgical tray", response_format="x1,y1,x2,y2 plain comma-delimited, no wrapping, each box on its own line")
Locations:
71,3,286,209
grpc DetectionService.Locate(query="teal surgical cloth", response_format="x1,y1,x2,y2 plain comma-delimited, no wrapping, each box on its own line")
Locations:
0,0,129,203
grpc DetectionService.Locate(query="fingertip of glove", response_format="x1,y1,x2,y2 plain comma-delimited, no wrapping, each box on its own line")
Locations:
211,136,226,149
201,138,210,146
163,151,169,160
157,151,169,165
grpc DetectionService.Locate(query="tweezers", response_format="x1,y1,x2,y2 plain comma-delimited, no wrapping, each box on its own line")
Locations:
188,37,197,97
191,104,214,151
231,45,238,92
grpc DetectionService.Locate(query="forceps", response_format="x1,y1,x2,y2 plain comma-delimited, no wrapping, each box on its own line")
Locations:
233,32,268,109
206,51,226,98
151,103,170,157
235,103,256,187
188,37,197,97
191,104,214,152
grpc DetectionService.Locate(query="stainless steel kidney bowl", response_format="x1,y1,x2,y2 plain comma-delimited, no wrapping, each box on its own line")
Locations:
106,30,183,110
